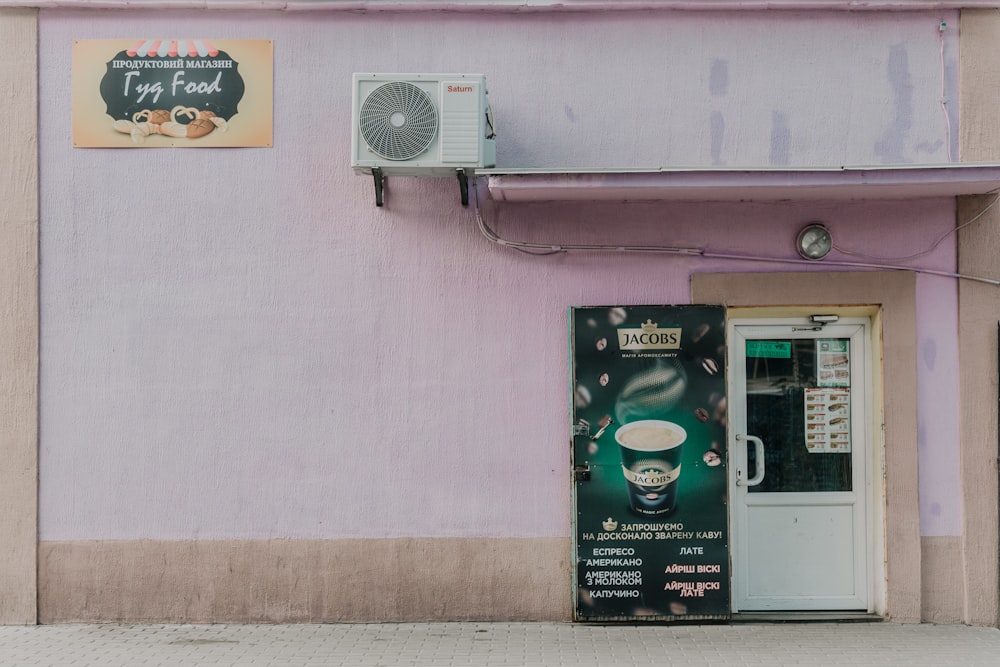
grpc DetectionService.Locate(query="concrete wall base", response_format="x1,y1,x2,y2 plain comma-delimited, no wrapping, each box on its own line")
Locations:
39,538,573,623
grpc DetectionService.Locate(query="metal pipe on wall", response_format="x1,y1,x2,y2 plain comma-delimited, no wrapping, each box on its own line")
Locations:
1,0,998,11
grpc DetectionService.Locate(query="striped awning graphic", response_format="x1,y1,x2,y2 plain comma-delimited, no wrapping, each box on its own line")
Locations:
125,39,220,58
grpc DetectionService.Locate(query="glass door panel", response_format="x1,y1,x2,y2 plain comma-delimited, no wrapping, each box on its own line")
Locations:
745,338,852,494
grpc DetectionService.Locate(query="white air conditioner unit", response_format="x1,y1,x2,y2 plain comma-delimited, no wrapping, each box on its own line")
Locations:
352,73,496,206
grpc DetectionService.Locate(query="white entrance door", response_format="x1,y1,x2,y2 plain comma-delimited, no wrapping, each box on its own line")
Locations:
728,319,872,612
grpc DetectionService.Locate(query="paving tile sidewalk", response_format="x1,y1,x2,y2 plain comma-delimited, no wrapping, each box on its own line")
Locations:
1,621,1000,667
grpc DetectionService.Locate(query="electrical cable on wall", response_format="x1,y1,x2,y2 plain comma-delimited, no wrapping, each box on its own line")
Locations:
939,19,954,163
832,191,1000,262
472,181,1000,286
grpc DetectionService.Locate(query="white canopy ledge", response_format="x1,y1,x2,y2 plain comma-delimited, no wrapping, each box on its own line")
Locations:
481,164,1000,203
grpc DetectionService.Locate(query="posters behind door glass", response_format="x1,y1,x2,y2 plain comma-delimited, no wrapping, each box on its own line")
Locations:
816,339,850,387
804,388,851,453
571,305,728,621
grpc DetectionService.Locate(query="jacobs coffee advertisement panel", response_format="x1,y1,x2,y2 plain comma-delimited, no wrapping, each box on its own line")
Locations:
571,305,729,620
72,39,273,148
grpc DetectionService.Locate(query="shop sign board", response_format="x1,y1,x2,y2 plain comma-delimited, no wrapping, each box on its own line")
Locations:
570,305,729,621
72,39,273,147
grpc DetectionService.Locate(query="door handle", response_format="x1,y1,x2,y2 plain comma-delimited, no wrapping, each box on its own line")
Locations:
736,434,765,487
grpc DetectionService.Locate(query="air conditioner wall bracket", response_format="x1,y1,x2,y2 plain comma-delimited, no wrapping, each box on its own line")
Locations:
373,167,385,207
458,168,469,207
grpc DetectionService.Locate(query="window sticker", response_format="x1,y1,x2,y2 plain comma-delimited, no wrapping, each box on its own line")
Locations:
746,341,791,359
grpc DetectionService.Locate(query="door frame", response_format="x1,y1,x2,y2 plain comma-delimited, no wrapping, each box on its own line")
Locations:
692,272,921,621
727,316,877,613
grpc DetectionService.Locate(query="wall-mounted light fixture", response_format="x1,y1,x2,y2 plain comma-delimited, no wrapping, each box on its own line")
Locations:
796,223,833,260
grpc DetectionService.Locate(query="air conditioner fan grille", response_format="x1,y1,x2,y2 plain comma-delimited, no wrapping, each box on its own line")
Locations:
359,81,438,161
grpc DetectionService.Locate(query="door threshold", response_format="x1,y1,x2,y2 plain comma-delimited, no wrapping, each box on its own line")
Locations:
730,611,883,623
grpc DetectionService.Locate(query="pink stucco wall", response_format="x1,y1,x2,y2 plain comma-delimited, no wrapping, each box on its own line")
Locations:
38,8,962,540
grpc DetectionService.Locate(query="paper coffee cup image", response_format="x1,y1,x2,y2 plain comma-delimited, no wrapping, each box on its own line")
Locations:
615,419,687,516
